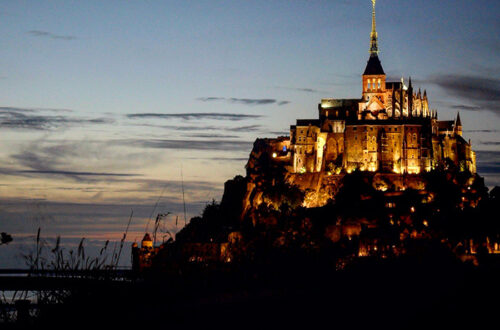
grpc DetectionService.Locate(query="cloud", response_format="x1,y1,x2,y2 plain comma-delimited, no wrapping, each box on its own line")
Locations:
276,87,325,94
196,97,290,106
6,139,164,183
0,107,112,130
125,139,253,151
130,123,262,132
28,30,77,41
477,164,500,174
10,149,141,182
206,157,248,162
133,179,223,196
476,150,500,175
429,74,500,114
480,141,500,146
0,106,72,113
224,125,262,132
196,97,225,101
449,105,482,111
183,133,239,139
228,98,275,105
268,131,289,136
18,170,140,177
466,129,500,133
185,156,248,162
126,112,262,121
476,150,500,160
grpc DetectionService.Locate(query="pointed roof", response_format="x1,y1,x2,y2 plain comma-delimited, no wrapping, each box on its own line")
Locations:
456,112,462,127
363,55,385,75
142,233,152,242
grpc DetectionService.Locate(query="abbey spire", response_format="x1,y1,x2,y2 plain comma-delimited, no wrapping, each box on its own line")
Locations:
363,0,384,76
369,0,379,56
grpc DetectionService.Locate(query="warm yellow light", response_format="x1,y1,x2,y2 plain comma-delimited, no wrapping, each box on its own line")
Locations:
423,220,428,227
272,152,277,158
410,206,415,213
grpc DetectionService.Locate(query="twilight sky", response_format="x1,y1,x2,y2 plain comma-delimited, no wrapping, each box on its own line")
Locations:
0,0,499,267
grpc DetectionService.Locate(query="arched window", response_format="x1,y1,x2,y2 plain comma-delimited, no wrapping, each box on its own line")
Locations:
367,80,371,90
413,133,417,141
378,79,381,89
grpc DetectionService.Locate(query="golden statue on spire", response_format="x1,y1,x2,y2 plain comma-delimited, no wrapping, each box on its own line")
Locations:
370,0,379,56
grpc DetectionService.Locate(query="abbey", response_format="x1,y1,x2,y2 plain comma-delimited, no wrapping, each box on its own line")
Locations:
287,0,475,175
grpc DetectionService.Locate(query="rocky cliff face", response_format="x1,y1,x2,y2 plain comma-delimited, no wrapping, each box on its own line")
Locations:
222,138,431,222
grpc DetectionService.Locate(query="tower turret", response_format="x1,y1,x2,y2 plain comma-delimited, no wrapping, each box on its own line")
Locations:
408,77,413,117
423,90,429,117
455,112,463,136
141,233,153,249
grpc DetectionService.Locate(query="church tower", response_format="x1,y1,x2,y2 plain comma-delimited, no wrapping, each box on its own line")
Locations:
361,0,387,119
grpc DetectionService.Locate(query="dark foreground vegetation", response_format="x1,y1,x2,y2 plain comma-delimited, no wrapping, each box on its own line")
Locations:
2,168,499,329
2,250,500,330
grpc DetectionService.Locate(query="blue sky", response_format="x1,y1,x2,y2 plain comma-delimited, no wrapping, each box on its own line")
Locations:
0,0,499,266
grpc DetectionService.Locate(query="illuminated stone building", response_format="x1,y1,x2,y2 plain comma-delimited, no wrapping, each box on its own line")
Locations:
288,0,476,175
131,233,155,271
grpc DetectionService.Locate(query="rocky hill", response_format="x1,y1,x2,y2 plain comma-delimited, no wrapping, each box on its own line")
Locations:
148,137,499,271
